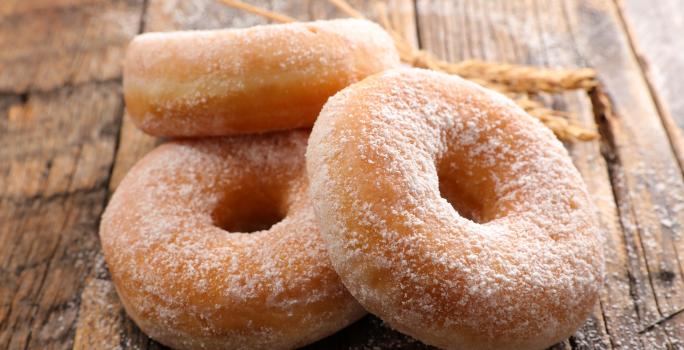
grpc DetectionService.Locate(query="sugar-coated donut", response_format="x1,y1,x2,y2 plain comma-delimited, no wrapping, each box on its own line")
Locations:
306,68,604,350
100,131,364,350
124,19,400,137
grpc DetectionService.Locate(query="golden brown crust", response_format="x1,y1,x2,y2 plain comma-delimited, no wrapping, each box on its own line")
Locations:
100,131,364,350
123,19,400,137
307,68,604,350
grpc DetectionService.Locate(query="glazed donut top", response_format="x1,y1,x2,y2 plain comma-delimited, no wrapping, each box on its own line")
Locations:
307,68,604,348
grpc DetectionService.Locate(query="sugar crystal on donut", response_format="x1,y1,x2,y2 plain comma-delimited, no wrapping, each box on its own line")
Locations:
123,19,400,137
307,68,604,350
100,131,365,349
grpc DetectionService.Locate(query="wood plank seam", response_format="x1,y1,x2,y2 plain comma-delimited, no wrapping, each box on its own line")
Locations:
611,0,684,178
612,0,684,291
596,300,617,349
0,78,123,101
65,1,153,349
590,86,673,347
0,0,145,347
606,1,684,343
0,183,111,206
591,86,654,342
138,0,149,33
2,131,80,346
577,0,684,345
412,0,424,50
96,0,150,224
89,2,150,349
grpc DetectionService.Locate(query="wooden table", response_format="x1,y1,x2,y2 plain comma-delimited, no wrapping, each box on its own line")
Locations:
2,0,684,348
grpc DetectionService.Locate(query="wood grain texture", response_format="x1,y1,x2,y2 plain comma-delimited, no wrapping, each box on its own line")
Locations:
0,1,144,349
573,1,684,346
0,82,125,350
72,279,125,350
0,0,143,93
615,0,684,173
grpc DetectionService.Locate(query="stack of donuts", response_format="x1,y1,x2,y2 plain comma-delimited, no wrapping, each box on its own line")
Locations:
100,19,604,350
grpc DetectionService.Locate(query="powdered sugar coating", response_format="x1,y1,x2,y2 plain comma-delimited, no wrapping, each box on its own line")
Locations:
124,19,401,137
306,68,604,350
100,131,364,350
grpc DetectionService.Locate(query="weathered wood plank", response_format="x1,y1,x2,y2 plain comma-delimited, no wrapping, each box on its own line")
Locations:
108,113,160,195
592,87,672,348
0,82,125,350
0,0,145,348
0,0,143,93
303,315,433,350
0,0,99,16
573,0,684,319
611,1,684,339
570,0,684,345
72,279,124,350
615,0,684,173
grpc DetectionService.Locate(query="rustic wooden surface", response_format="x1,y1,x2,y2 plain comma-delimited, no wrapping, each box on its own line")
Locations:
2,0,684,349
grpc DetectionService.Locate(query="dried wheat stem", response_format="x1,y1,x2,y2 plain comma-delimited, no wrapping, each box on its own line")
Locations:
444,60,598,93
217,0,294,23
469,79,597,140
407,49,597,93
328,0,366,19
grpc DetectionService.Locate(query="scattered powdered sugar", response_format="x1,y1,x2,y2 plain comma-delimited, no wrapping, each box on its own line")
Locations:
307,68,604,349
100,130,364,349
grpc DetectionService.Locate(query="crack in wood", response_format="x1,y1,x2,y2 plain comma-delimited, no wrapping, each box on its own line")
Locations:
611,0,684,182
0,185,110,206
639,308,684,335
0,77,123,97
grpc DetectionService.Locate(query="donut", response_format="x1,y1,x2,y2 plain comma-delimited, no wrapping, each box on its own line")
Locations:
123,19,400,137
306,68,604,350
100,130,365,350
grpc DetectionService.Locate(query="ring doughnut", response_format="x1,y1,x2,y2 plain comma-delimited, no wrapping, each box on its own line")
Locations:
306,68,604,350
123,19,400,137
100,131,364,349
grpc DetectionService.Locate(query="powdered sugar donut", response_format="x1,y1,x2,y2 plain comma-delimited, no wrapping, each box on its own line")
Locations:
124,19,400,137
100,131,364,350
306,68,604,350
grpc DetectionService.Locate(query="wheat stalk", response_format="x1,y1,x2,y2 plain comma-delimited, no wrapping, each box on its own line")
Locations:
217,0,598,141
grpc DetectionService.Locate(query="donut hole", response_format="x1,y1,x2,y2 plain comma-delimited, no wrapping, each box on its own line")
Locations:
438,176,483,223
436,161,496,224
211,184,288,233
